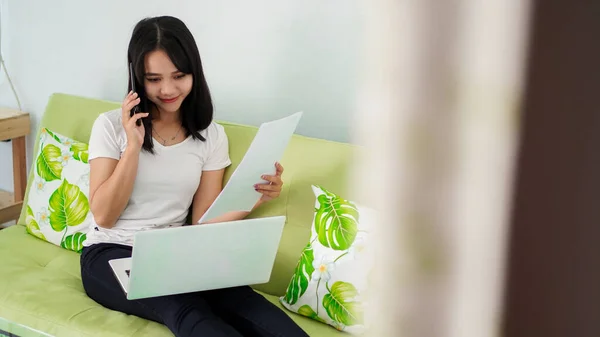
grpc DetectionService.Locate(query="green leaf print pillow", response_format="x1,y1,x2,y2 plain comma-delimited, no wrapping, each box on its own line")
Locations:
25,128,91,253
280,185,375,334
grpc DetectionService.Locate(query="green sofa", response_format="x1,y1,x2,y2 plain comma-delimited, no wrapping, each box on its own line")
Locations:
0,93,357,337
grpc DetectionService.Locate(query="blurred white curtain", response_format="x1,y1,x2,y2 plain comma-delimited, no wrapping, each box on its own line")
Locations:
354,0,531,336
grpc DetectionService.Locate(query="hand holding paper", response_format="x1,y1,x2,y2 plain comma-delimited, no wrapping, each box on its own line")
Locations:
254,162,284,203
198,112,303,224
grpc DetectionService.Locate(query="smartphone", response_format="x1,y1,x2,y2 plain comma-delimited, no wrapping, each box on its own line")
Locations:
129,62,142,126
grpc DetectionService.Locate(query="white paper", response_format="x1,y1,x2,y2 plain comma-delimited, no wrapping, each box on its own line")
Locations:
198,111,303,223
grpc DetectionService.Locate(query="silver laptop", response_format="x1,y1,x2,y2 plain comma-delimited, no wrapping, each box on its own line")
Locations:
108,216,286,300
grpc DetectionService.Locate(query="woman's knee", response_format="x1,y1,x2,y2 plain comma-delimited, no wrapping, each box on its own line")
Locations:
149,295,240,337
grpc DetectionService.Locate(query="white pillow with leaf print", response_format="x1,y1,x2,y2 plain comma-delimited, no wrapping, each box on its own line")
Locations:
25,127,91,253
280,185,375,335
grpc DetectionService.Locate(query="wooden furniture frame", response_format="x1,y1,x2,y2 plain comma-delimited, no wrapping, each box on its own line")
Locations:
0,108,30,226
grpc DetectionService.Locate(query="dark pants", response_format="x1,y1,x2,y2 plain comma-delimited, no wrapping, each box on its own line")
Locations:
80,243,308,337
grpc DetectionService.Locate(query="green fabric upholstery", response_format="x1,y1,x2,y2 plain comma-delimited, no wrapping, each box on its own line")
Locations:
2,93,356,336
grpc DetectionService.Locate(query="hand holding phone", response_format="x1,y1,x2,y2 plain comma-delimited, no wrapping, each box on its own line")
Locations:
121,91,147,150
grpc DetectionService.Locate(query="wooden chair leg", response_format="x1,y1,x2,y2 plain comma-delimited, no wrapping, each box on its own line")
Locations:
12,136,26,202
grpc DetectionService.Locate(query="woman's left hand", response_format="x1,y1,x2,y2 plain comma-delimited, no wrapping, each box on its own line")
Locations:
254,162,284,203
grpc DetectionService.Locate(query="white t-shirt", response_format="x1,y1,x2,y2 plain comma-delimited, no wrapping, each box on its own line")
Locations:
82,109,231,247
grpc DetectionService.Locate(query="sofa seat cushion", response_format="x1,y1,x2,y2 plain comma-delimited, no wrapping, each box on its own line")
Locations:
0,226,345,337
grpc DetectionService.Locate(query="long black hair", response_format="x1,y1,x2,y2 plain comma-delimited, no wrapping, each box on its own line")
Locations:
127,16,213,153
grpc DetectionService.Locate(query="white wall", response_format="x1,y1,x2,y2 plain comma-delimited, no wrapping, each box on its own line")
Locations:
0,0,363,191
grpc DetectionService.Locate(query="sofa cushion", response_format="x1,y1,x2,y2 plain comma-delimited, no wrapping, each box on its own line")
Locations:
280,186,374,334
24,127,91,252
0,225,346,336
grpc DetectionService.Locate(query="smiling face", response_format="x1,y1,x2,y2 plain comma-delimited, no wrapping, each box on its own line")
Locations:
143,49,193,116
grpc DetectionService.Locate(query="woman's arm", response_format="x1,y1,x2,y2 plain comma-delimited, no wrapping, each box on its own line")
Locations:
89,147,140,228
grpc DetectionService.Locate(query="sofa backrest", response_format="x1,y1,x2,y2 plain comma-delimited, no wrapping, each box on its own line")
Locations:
17,93,357,296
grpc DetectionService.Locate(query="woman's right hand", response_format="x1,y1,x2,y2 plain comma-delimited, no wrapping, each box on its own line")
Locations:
121,91,149,150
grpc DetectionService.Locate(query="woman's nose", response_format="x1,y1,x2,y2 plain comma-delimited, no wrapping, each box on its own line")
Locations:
160,80,176,96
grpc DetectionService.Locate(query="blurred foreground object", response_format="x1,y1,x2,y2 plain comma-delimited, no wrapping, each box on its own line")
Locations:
354,0,530,336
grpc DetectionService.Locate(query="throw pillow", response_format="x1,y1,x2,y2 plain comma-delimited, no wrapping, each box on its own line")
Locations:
280,185,374,334
25,127,91,252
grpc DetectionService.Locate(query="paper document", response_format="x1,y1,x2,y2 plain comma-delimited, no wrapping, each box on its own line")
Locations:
198,111,303,223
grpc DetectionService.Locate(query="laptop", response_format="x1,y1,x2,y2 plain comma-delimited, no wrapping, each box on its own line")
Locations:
108,216,286,300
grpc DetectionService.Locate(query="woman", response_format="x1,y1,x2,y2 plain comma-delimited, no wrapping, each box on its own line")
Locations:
80,16,308,337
